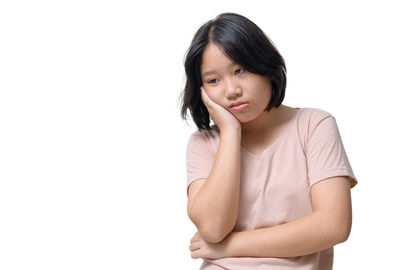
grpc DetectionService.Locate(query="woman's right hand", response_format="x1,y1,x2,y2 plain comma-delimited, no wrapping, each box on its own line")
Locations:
201,86,241,133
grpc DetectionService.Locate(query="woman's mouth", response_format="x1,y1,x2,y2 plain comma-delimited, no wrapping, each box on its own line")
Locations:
230,102,249,111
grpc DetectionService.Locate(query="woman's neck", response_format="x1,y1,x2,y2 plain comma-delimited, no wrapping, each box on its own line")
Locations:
241,105,288,137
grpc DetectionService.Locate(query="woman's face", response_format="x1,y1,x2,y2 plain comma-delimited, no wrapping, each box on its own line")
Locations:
200,43,272,124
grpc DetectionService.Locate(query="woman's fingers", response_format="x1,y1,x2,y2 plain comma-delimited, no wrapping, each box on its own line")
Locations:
200,86,212,108
191,249,201,259
189,231,201,254
200,86,222,122
200,86,241,132
189,241,200,252
190,231,200,243
201,86,220,109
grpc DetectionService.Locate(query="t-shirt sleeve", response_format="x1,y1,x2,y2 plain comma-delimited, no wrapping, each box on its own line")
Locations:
306,112,358,188
186,131,215,193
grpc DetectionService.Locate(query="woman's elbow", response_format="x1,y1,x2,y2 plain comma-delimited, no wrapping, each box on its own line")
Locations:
188,215,233,243
331,218,352,244
337,224,352,243
197,225,230,243
188,209,234,243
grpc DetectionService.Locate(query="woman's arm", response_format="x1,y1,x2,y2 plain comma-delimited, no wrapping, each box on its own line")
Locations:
188,129,241,243
187,88,242,243
190,176,352,258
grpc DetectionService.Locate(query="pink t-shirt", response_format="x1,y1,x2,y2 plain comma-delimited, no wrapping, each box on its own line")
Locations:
186,107,358,270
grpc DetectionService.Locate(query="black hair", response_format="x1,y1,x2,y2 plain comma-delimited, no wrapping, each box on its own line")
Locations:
180,12,286,130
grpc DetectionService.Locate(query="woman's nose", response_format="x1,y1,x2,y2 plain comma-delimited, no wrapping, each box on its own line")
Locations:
225,79,242,98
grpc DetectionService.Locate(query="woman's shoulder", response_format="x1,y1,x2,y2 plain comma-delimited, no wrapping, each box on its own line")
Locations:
187,125,220,151
297,107,335,124
299,107,334,117
293,107,339,142
189,125,220,139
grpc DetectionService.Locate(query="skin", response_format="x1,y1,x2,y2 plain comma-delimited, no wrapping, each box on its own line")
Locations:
189,176,352,259
199,42,298,154
188,43,353,259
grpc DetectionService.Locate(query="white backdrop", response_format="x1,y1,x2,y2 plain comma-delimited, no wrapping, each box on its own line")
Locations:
1,0,399,269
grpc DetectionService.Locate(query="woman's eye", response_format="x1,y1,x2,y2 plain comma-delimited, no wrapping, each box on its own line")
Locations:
235,68,244,75
208,78,219,84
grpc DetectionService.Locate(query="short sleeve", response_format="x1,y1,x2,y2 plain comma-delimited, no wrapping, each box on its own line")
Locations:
306,113,358,188
186,131,215,193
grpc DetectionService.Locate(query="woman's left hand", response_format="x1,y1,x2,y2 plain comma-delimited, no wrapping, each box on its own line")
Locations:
189,231,232,259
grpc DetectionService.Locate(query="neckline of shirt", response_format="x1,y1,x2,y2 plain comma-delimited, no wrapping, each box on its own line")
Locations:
240,107,302,159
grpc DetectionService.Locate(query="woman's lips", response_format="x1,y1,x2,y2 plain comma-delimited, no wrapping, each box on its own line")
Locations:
230,102,249,111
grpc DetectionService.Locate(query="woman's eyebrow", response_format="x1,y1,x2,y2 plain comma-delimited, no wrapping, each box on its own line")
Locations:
201,70,216,78
201,62,237,78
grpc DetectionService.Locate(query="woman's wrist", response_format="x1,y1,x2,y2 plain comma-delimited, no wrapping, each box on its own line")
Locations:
220,126,242,138
223,231,240,257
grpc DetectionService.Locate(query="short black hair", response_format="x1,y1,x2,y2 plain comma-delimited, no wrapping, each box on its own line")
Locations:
180,12,287,130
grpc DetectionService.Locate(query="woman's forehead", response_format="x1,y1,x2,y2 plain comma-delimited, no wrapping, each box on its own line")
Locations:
201,44,237,77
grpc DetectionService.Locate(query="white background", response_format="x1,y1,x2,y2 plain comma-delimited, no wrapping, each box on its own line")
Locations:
0,0,399,269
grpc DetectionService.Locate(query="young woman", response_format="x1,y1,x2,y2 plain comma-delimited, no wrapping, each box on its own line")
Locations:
180,12,357,270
